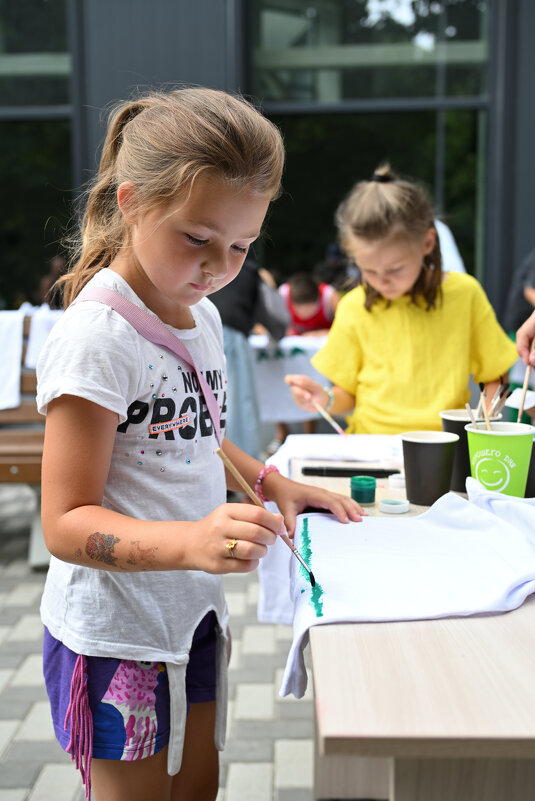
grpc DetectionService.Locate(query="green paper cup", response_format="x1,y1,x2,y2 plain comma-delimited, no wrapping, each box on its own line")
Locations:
465,422,535,497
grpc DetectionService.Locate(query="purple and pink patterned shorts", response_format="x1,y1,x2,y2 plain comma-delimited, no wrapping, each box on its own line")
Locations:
43,611,217,762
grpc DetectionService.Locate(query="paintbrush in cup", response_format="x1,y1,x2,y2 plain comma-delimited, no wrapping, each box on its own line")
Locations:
481,387,492,431
465,403,478,427
215,448,316,587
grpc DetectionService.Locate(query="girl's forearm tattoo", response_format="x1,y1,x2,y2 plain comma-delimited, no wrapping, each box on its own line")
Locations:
126,540,159,569
85,532,120,566
83,533,159,570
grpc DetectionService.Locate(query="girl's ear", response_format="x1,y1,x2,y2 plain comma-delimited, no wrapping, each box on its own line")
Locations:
117,181,139,224
423,226,437,255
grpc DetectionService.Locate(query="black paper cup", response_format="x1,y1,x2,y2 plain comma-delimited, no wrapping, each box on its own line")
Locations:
401,430,459,506
439,409,501,493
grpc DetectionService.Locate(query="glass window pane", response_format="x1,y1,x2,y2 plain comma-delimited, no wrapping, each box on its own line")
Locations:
0,0,70,105
0,120,72,308
250,0,490,103
257,110,482,281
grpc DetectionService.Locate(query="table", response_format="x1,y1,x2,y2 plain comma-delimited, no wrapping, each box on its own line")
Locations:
290,458,535,801
248,333,327,423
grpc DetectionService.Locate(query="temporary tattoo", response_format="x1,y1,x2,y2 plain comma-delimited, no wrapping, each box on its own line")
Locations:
85,532,120,566
126,540,159,569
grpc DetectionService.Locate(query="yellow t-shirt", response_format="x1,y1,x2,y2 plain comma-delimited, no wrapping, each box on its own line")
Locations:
311,272,518,434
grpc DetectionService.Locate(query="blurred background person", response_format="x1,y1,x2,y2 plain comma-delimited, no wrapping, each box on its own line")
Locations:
210,256,289,460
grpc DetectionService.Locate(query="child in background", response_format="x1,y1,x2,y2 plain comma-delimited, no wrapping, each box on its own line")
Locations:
279,271,340,336
271,273,340,450
285,164,517,435
37,87,363,801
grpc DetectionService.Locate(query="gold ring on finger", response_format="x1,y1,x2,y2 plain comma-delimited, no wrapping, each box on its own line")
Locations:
226,539,237,558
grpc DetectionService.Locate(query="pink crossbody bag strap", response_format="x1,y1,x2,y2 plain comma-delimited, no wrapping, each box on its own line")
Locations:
72,286,222,447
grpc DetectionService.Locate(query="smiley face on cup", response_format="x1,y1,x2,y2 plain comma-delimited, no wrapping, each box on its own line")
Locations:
474,457,511,492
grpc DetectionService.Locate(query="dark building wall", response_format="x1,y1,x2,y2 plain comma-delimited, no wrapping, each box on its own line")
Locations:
71,0,244,184
513,0,535,275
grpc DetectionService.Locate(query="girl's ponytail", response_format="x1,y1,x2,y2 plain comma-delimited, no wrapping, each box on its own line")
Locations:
59,99,152,306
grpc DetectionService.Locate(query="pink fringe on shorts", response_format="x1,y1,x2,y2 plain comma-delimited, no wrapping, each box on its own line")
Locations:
64,654,93,800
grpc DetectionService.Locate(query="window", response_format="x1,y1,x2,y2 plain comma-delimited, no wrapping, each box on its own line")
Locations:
0,0,70,105
249,1,489,283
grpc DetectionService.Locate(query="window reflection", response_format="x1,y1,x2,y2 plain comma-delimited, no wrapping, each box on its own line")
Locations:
251,0,489,103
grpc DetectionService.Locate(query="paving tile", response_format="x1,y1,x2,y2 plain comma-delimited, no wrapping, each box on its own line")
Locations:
0,790,29,801
0,721,19,758
2,562,30,579
276,789,314,801
0,671,13,695
274,624,292,642
233,720,314,740
4,741,68,764
225,762,272,801
10,655,43,687
6,615,42,642
4,583,43,608
246,581,260,606
225,591,247,616
14,701,55,741
26,764,81,801
274,739,313,788
228,636,241,670
220,736,273,762
234,683,274,720
241,624,276,655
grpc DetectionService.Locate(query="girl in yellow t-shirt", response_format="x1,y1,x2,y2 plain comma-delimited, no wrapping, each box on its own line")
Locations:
285,164,517,435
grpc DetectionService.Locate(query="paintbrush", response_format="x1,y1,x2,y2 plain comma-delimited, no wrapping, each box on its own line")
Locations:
490,381,509,417
465,403,478,427
480,387,492,431
517,340,535,422
495,388,513,416
475,382,484,420
312,399,346,436
488,384,502,417
216,448,316,587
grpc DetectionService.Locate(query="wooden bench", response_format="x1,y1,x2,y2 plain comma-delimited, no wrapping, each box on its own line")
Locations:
0,316,48,568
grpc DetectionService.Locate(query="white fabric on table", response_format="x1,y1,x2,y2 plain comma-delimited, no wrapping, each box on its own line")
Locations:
0,310,25,409
257,434,403,624
249,334,328,423
280,487,535,698
24,305,63,369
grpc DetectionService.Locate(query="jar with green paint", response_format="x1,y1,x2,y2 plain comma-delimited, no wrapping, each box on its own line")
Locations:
350,475,376,505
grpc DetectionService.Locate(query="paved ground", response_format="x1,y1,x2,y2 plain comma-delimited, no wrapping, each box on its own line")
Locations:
0,484,315,801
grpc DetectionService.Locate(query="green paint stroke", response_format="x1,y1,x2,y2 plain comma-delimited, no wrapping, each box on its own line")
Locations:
299,518,324,617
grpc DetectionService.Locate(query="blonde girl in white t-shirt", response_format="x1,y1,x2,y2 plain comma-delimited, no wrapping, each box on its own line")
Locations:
37,87,363,801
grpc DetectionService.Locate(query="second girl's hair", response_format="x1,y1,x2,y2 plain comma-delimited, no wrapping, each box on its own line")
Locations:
335,163,442,310
60,86,285,306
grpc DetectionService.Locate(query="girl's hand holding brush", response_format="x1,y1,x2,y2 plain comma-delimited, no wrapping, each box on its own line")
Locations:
285,374,355,420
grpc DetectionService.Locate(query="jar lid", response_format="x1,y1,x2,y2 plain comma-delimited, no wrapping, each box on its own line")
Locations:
350,475,376,489
388,472,406,488
378,498,409,514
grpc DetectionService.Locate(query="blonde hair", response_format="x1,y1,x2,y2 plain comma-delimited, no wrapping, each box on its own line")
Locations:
335,163,442,310
59,86,285,306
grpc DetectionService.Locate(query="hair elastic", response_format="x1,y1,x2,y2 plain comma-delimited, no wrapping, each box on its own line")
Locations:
370,172,394,183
